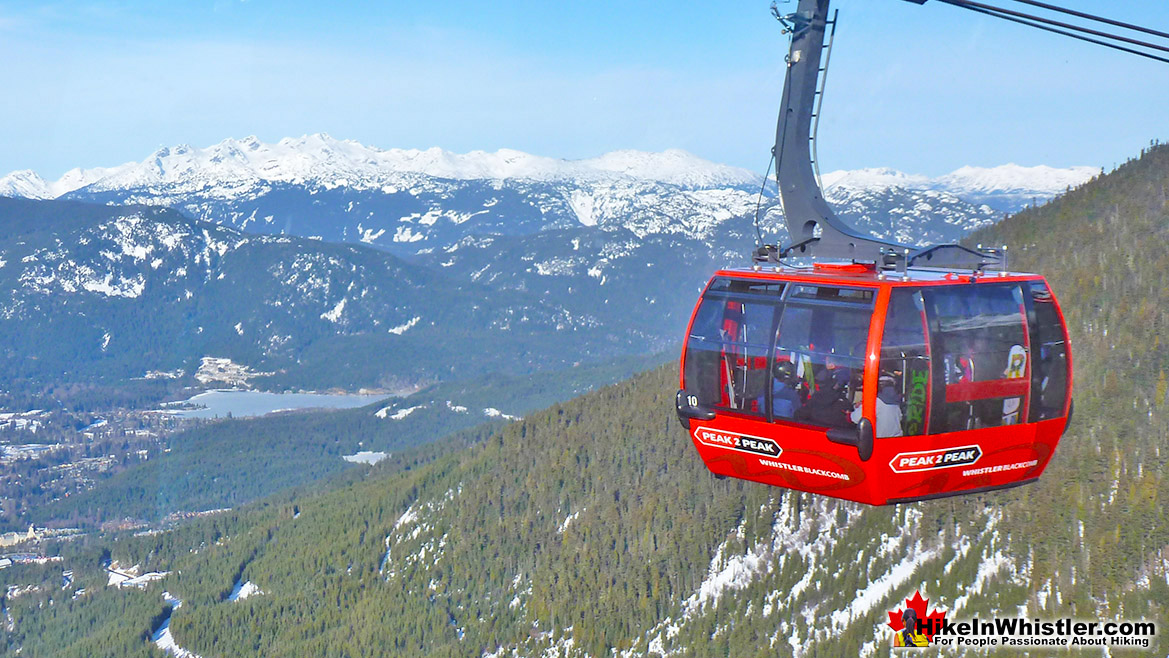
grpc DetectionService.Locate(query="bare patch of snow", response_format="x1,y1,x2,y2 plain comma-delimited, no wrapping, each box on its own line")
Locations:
483,407,521,421
557,508,585,534
568,190,596,226
359,226,386,244
376,404,423,420
343,451,388,465
388,316,420,335
320,297,347,323
152,593,203,658
829,540,940,630
227,579,264,601
393,225,425,243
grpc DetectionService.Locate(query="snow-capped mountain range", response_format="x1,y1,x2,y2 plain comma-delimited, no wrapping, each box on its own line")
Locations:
0,135,1097,277
0,136,1098,392
822,163,1099,212
0,135,761,200
2,133,1094,215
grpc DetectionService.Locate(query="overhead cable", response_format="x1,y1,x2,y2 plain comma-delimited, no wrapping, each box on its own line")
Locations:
934,0,1169,65
1005,0,1169,42
952,0,1169,55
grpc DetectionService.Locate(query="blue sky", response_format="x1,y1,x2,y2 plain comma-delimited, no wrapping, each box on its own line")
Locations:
2,0,1168,178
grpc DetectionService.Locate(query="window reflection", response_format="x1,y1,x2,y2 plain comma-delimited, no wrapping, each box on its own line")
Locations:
880,289,929,437
773,300,870,428
1028,281,1069,421
926,284,1030,433
684,281,873,428
683,282,781,416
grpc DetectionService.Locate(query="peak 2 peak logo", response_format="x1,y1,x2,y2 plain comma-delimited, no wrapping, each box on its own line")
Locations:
692,427,781,458
890,445,981,473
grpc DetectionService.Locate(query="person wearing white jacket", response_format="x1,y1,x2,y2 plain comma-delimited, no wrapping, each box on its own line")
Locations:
851,375,904,438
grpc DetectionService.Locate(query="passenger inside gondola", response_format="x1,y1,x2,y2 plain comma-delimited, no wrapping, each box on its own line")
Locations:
771,288,871,428
879,288,931,436
795,368,853,428
1029,281,1069,421
760,360,803,418
824,353,854,396
851,373,904,437
682,281,781,417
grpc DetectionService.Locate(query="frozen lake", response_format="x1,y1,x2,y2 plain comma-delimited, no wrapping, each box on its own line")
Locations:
164,390,391,419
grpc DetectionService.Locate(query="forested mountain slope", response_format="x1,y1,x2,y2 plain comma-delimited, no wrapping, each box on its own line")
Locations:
6,144,1168,657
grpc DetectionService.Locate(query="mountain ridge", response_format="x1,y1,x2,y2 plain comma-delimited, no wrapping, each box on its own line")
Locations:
822,163,1098,212
1,135,1095,213
0,136,761,199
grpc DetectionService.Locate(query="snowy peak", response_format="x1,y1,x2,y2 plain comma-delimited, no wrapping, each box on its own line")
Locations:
578,149,758,188
386,145,758,187
99,136,339,191
54,164,131,196
8,135,761,196
822,163,1097,212
0,170,50,199
823,163,1095,195
936,163,1099,197
0,163,133,200
821,167,930,192
371,145,570,182
4,135,1092,211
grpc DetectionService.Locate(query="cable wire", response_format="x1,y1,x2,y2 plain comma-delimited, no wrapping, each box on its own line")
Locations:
1005,0,1169,41
763,5,800,250
768,16,802,250
753,153,775,248
950,0,1169,55
936,0,1169,65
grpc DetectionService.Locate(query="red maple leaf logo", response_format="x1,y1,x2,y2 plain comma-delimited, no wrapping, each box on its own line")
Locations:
887,590,948,642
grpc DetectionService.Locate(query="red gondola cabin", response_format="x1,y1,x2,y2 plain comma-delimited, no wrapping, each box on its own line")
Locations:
675,264,1072,505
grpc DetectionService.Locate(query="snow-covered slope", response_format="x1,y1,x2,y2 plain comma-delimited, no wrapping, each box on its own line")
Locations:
0,171,52,200
0,138,1097,358
0,137,773,264
0,137,1094,370
7,136,1096,201
821,167,931,192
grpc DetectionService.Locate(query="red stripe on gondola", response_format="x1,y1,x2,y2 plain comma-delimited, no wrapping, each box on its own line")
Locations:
945,378,1030,402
